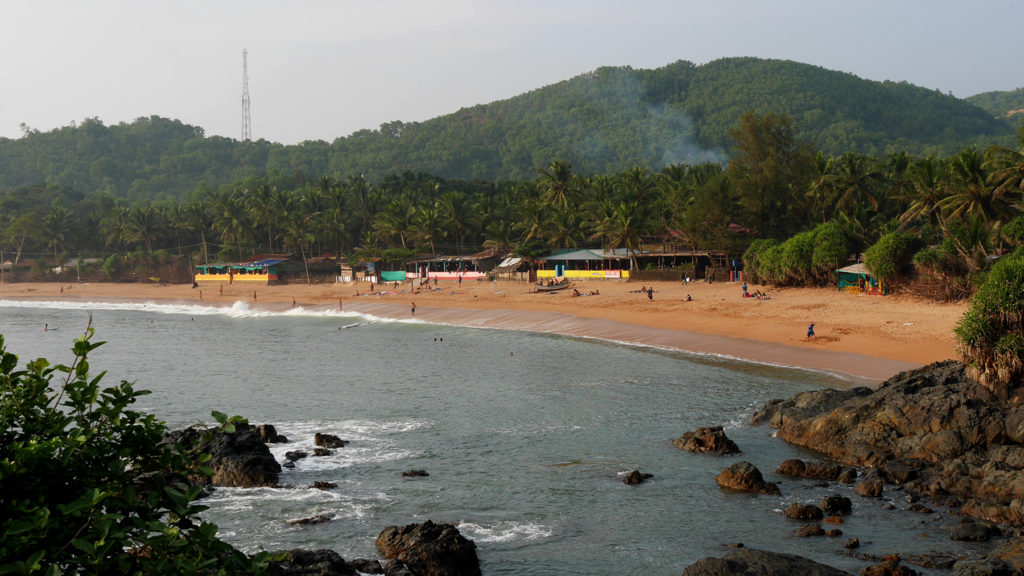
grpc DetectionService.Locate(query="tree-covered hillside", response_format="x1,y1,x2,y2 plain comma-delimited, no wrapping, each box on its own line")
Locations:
966,87,1024,121
0,57,1018,200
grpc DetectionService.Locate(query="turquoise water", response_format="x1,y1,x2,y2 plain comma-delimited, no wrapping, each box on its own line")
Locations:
0,300,990,575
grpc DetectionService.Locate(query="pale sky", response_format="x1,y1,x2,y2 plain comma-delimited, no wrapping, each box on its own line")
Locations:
1,0,1019,145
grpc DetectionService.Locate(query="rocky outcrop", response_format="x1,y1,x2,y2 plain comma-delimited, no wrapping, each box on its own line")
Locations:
774,459,855,482
286,514,334,526
268,549,356,575
757,360,1024,525
622,470,653,485
681,548,853,575
402,469,429,478
375,520,481,576
671,426,740,455
255,423,287,443
315,433,348,449
715,461,780,495
861,555,918,576
783,503,823,520
165,422,281,488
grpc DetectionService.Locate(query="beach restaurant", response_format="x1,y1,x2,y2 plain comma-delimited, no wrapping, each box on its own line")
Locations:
837,262,887,295
536,249,632,279
194,255,290,284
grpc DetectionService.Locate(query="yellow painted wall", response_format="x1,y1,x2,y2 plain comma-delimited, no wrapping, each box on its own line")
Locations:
537,270,629,279
195,272,272,284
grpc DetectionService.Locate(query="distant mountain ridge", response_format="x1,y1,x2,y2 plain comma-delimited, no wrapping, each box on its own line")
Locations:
0,57,1018,200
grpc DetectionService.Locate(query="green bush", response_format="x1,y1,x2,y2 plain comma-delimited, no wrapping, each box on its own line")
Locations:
810,222,850,283
955,248,1024,393
779,230,815,285
1003,216,1024,247
0,325,269,574
741,238,778,284
864,232,921,284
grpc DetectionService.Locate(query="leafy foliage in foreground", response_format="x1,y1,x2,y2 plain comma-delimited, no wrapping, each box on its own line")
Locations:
0,326,269,574
956,248,1024,394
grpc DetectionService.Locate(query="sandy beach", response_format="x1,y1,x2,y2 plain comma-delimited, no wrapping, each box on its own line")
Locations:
0,278,967,383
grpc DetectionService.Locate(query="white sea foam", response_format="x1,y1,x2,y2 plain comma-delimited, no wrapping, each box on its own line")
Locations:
457,520,553,543
0,298,398,325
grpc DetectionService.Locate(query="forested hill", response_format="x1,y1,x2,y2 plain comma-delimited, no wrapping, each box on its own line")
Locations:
0,57,1017,201
966,87,1024,121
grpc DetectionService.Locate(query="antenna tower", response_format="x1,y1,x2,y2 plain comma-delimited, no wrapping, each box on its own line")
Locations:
241,49,252,141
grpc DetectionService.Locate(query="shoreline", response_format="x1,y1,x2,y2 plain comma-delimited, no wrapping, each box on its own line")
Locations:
0,279,967,383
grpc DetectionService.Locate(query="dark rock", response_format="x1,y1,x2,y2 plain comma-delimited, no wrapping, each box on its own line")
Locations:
313,448,334,457
991,537,1024,574
283,461,295,469
825,529,843,537
670,426,740,455
381,559,415,576
165,422,281,488
855,470,884,498
882,459,921,484
907,503,933,514
751,387,873,427
715,461,781,495
861,555,919,576
903,553,960,570
949,520,1000,542
844,537,860,549
267,549,356,575
824,515,844,524
402,469,430,477
837,468,858,483
821,495,853,515
681,548,853,575
795,523,825,537
375,520,481,576
349,558,385,574
950,558,1012,576
315,433,348,449
783,503,824,520
774,458,845,481
310,481,337,490
755,360,1024,526
255,424,287,444
285,450,308,462
286,514,334,526
622,470,653,485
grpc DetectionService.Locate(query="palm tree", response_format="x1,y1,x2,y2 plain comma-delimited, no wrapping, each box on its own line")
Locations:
212,191,251,260
940,147,1005,224
835,152,883,211
280,212,316,284
984,136,1024,208
805,152,838,223
537,160,574,211
898,156,948,230
184,200,213,265
594,200,642,270
412,205,442,255
41,203,71,271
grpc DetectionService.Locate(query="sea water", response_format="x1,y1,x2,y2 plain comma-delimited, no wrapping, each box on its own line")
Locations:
0,300,992,575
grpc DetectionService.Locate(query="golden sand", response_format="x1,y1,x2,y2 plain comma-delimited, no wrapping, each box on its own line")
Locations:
0,279,967,383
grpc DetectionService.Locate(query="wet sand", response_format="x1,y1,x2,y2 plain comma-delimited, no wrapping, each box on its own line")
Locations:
0,278,967,383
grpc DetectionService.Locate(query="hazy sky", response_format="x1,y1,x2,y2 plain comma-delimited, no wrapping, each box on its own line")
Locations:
1,1,1019,144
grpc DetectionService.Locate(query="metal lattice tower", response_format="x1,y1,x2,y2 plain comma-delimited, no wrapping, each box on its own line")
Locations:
241,49,252,141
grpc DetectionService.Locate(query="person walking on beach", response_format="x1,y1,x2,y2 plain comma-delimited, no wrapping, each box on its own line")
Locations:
647,287,653,301
807,322,816,339
411,301,416,315
338,297,343,310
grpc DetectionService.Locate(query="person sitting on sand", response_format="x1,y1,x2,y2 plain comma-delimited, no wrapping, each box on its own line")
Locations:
572,288,581,297
807,322,816,339
590,289,599,296
685,294,692,301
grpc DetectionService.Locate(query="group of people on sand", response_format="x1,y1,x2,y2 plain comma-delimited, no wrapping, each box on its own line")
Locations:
571,288,600,297
741,282,770,301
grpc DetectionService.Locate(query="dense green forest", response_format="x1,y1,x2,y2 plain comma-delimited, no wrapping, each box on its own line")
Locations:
2,105,1022,303
0,58,1018,201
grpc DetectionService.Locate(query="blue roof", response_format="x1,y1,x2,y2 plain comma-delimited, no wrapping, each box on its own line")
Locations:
239,258,288,269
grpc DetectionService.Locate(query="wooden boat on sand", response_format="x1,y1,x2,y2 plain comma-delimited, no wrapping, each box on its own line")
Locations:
535,279,571,292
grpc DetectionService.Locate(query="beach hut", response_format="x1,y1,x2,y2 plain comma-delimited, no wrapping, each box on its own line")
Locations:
837,263,886,295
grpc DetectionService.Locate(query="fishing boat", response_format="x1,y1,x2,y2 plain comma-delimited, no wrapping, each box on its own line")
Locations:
535,278,571,291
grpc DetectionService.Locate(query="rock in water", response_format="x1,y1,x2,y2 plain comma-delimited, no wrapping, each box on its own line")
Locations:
671,425,740,454
164,422,280,488
682,548,853,575
267,549,357,575
715,461,781,495
315,432,348,448
622,470,653,485
375,520,481,576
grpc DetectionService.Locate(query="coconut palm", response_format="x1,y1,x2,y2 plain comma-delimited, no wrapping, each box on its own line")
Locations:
898,156,948,230
939,147,1006,224
805,152,838,223
537,160,575,211
983,137,1024,208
